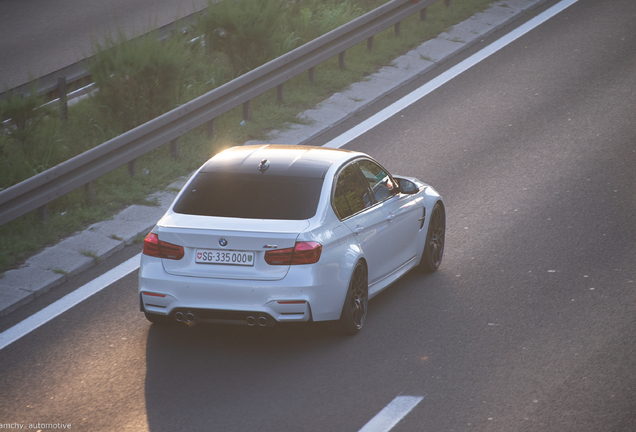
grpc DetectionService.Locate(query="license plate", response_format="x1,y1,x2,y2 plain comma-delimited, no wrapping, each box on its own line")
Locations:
195,249,254,266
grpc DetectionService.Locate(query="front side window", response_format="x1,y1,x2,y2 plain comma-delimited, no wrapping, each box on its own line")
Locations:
356,159,397,202
333,165,371,219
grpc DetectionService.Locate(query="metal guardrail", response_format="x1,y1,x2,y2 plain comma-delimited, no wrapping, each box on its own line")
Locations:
0,0,439,226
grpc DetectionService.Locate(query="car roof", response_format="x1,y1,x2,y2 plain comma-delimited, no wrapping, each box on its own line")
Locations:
200,145,357,178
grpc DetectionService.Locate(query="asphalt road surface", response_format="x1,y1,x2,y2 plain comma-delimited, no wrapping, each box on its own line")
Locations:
1,0,635,430
0,0,207,90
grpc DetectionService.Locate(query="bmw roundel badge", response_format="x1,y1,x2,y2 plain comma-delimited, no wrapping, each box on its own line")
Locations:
257,159,270,172
219,238,228,247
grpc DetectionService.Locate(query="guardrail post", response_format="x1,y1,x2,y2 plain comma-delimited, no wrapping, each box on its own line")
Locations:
277,84,284,103
339,51,346,70
58,76,67,122
420,8,427,21
170,138,179,159
207,119,216,138
129,159,137,177
367,36,374,51
37,205,47,223
85,181,95,204
394,21,401,37
243,101,250,121
308,67,315,83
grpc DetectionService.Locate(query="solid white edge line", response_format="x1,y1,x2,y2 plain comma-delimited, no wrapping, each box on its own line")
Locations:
0,253,141,351
0,0,580,353
323,0,580,149
358,396,425,432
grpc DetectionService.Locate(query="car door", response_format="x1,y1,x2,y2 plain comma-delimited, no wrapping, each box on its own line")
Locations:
354,159,420,275
332,163,392,286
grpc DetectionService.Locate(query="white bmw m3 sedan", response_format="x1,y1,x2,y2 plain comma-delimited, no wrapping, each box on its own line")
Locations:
138,145,445,335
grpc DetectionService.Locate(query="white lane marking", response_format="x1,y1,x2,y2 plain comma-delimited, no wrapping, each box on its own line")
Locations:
0,253,141,351
358,396,424,432
0,0,580,352
324,0,580,149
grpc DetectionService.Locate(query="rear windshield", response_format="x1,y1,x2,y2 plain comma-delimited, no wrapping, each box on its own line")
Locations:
173,173,323,220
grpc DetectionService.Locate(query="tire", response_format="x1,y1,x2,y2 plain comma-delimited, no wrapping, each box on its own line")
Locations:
333,261,368,335
144,310,172,325
418,202,445,273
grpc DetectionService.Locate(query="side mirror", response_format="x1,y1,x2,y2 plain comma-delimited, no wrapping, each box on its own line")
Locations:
398,178,418,194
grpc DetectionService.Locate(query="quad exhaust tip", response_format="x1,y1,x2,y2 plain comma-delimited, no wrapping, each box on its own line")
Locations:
175,311,196,323
246,316,268,326
176,311,267,326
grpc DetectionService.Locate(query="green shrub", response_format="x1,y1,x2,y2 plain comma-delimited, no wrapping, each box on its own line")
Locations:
89,28,193,133
198,0,284,76
0,82,53,146
284,0,364,44
0,83,61,187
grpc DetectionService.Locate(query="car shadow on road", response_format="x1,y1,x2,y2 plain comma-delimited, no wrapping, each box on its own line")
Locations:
141,270,450,432
143,319,367,432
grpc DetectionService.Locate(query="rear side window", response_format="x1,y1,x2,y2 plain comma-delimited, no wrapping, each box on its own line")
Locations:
333,165,371,219
174,173,323,220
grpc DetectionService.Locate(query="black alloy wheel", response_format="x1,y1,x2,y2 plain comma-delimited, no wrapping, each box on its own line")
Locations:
334,262,368,335
418,202,445,273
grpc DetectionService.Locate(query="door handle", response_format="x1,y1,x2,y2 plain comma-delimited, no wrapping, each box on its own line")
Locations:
353,225,363,235
386,213,394,222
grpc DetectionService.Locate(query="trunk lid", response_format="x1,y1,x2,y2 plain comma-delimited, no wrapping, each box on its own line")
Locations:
157,213,309,281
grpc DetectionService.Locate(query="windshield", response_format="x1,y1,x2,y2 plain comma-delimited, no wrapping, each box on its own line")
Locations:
173,173,323,220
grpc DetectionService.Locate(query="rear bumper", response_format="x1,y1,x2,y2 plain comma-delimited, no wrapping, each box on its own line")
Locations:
138,255,351,323
152,306,307,327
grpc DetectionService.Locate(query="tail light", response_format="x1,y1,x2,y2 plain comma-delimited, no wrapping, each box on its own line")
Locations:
265,242,322,265
142,233,184,260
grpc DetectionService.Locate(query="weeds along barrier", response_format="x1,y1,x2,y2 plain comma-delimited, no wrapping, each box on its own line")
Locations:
0,3,217,107
0,0,449,226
